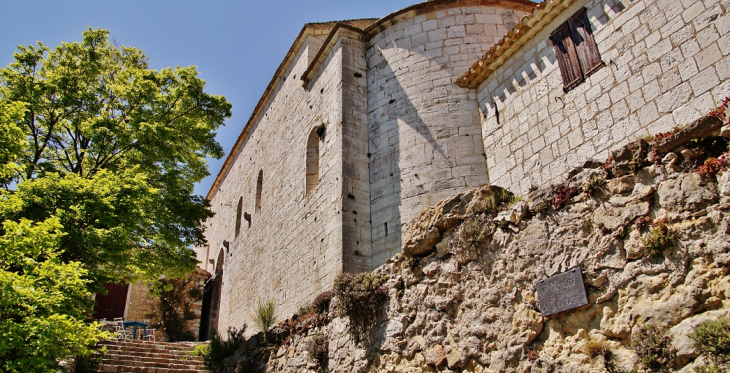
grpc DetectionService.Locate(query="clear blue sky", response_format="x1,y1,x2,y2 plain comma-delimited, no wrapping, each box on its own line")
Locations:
0,0,419,196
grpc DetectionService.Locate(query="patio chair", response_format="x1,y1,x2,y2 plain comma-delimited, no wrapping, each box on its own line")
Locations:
141,328,155,342
113,318,131,340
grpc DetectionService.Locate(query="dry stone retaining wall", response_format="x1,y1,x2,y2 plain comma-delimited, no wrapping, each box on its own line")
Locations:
223,142,730,372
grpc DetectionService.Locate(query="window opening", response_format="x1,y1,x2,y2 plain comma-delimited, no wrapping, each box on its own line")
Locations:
235,197,243,237
256,170,263,212
550,8,603,91
306,127,320,193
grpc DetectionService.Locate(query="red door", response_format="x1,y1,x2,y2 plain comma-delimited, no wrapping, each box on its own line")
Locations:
93,283,129,320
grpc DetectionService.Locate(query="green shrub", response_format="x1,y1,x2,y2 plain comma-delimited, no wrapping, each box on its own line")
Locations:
690,317,730,365
333,272,388,325
473,188,516,214
449,213,493,253
641,221,679,257
583,174,606,195
148,277,201,342
251,297,277,333
306,332,329,370
583,338,610,359
311,290,334,314
189,344,210,357
631,324,677,372
73,352,103,373
298,290,335,317
203,326,246,373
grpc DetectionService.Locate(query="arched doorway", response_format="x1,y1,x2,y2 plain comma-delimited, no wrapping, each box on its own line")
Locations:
199,249,224,340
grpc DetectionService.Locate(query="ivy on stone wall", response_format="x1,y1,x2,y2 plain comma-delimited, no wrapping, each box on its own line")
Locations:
149,277,202,342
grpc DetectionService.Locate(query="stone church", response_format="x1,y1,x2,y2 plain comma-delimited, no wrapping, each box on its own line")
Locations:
195,0,730,336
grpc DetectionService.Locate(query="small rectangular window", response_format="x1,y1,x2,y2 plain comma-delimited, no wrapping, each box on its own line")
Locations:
550,8,603,91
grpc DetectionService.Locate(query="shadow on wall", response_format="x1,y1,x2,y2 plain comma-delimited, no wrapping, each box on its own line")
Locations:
368,26,491,267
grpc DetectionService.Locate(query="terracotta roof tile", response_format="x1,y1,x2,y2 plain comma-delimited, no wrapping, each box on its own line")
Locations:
457,0,575,89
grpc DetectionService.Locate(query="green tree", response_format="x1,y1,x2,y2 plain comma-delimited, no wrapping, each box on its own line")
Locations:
0,28,231,289
0,28,231,369
0,100,26,184
0,217,109,372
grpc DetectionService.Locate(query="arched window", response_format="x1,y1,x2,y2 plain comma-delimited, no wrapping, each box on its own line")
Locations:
235,196,243,237
306,127,320,193
255,170,263,212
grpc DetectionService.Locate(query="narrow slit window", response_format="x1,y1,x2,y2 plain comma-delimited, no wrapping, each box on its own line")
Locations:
235,196,243,237
550,8,603,91
255,170,263,212
306,127,320,193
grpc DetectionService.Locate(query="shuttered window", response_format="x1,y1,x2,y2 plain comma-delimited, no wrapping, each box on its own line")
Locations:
550,8,603,91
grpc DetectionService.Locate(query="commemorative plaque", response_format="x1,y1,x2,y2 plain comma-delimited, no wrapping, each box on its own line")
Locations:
535,267,588,316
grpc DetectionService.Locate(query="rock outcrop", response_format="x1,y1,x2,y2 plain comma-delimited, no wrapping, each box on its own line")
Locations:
223,117,730,373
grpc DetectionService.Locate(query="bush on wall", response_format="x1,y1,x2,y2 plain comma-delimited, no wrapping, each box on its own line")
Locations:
202,326,246,373
333,272,388,338
149,276,202,342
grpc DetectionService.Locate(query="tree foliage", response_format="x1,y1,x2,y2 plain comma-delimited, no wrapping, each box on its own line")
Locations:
0,217,109,372
0,28,231,288
0,28,231,369
0,101,26,183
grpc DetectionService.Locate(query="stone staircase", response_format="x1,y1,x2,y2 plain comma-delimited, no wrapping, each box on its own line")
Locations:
96,339,209,373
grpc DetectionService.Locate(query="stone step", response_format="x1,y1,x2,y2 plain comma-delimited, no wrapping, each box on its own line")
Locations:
100,357,204,370
99,340,203,352
103,347,203,361
101,353,204,365
99,365,207,373
96,339,209,373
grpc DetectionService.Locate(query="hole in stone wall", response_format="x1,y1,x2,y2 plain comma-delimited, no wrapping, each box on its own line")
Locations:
315,123,326,139
353,72,362,78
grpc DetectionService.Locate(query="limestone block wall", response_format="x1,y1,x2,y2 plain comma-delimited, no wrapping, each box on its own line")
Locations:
204,34,350,332
477,0,730,194
124,268,208,341
124,282,156,327
340,36,372,274
366,2,531,267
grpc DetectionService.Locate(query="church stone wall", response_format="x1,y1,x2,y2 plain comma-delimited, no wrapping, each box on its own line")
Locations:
197,0,543,330
366,4,531,267
206,34,350,333
477,0,730,194
340,36,373,274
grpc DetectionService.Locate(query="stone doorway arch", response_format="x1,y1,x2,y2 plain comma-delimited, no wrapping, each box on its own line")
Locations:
199,249,224,340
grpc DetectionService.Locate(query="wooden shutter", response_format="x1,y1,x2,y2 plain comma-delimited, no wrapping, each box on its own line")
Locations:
569,8,603,77
551,23,583,91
